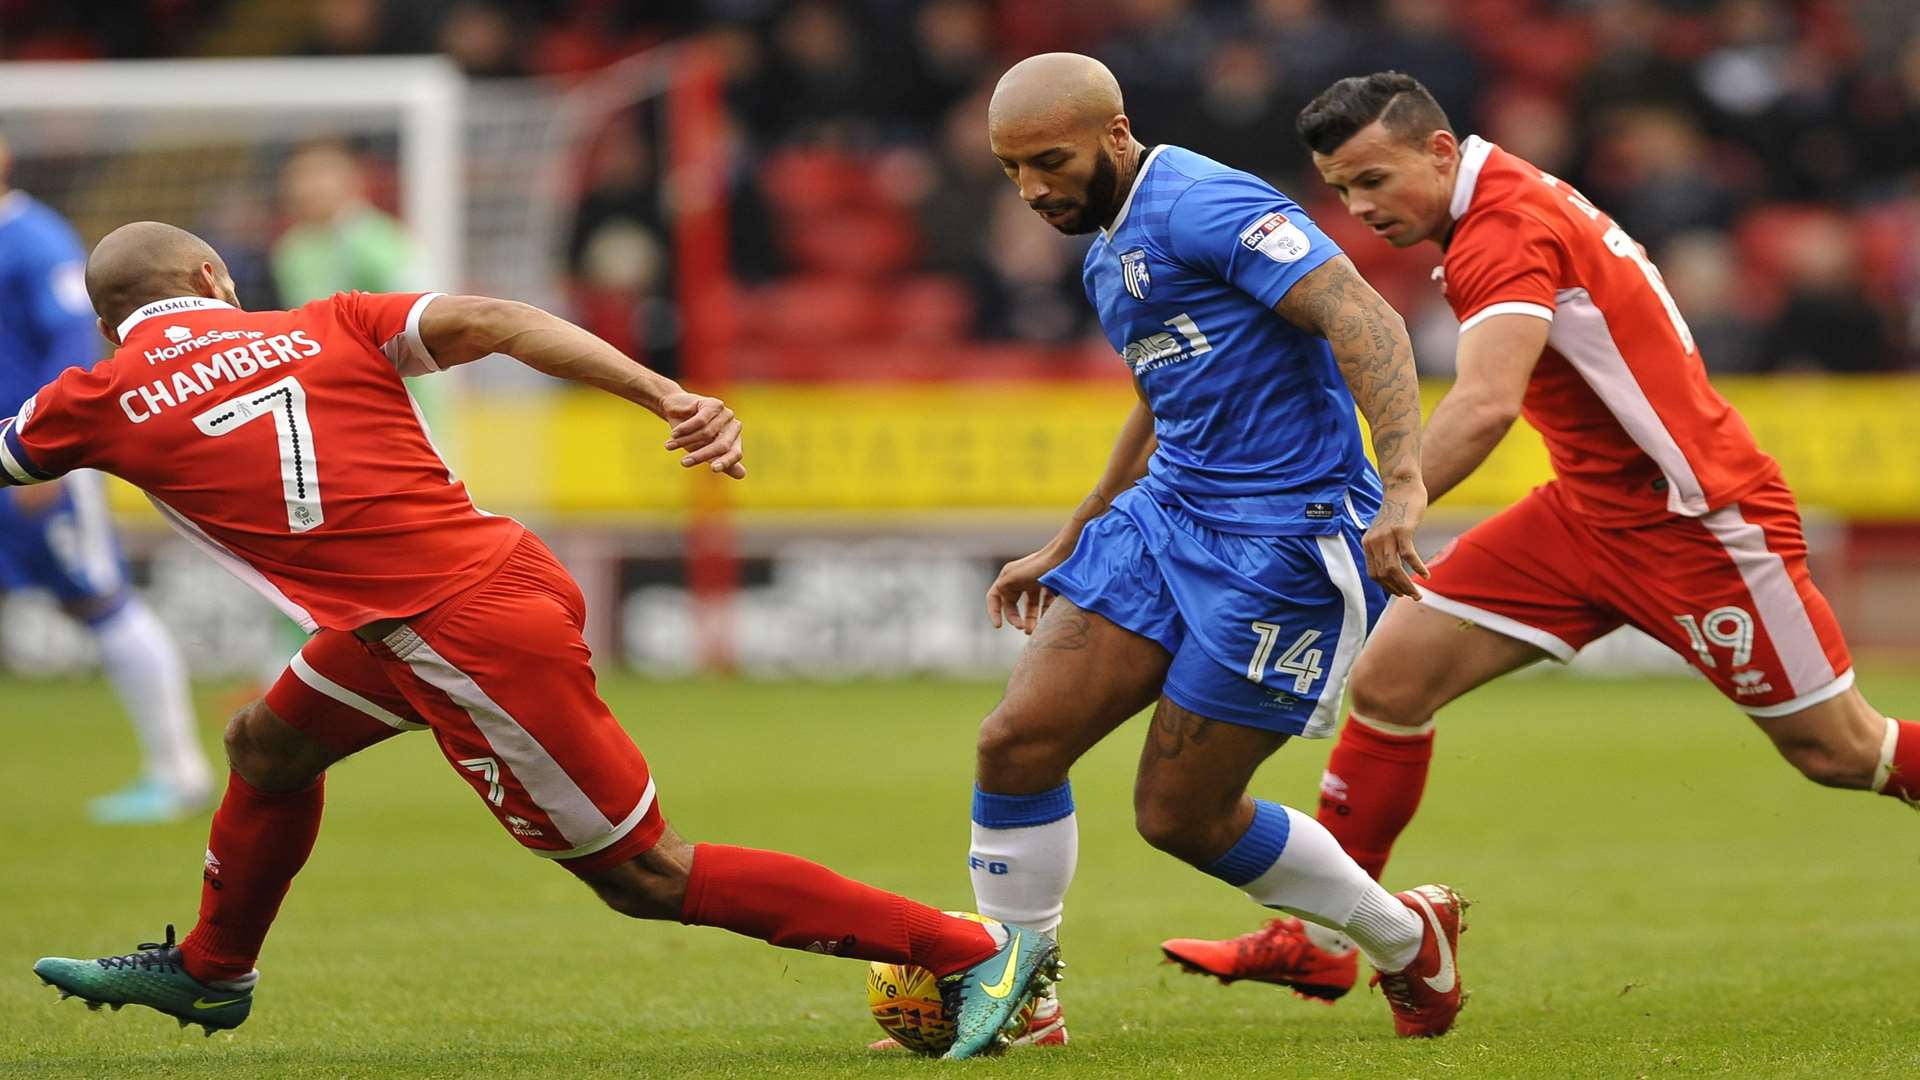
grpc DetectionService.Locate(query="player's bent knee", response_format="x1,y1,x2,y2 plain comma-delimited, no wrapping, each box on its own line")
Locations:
224,700,329,792
1132,787,1233,866
1757,693,1884,790
1774,738,1870,789
1132,804,1218,865
1346,654,1437,730
587,829,694,920
975,705,1074,791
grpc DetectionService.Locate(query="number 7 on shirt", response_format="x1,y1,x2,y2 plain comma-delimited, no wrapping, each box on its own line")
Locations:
191,374,323,533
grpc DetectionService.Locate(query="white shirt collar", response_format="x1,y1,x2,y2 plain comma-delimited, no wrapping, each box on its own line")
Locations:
1101,144,1170,238
117,296,234,340
1448,135,1496,224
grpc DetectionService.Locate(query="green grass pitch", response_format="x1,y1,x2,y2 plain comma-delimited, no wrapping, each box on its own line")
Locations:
2,669,1916,1077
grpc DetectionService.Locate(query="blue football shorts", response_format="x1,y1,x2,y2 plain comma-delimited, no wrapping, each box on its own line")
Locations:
0,470,130,616
1040,487,1386,737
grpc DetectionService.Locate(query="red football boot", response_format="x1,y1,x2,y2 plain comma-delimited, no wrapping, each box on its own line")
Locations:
1370,884,1468,1038
1160,916,1358,1002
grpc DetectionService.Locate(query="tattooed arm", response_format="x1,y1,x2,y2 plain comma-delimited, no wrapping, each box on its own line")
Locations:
1273,254,1428,597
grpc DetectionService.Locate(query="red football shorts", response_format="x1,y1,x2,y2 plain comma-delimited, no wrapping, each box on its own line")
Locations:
264,534,664,875
1418,477,1853,716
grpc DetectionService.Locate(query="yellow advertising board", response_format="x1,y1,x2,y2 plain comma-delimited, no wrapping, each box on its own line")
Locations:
451,376,1920,519
107,376,1920,521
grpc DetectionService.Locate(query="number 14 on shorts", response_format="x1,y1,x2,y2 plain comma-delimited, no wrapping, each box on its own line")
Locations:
1247,623,1324,693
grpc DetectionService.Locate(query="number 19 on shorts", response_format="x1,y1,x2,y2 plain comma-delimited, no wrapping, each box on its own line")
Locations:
1247,622,1325,694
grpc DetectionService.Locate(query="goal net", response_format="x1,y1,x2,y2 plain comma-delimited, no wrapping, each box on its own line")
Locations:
0,54,714,676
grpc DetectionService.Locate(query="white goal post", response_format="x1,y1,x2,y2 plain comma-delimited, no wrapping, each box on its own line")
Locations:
0,57,465,294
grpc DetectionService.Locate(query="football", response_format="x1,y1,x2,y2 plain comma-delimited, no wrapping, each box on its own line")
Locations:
865,912,1035,1056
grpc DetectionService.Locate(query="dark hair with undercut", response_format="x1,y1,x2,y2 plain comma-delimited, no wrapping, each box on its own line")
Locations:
1295,72,1453,156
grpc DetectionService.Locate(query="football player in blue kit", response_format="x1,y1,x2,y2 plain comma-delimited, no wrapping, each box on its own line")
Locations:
0,143,211,823
957,53,1467,1043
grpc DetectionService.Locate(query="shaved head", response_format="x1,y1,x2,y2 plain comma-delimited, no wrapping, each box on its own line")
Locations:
987,52,1124,138
86,221,238,337
988,53,1141,235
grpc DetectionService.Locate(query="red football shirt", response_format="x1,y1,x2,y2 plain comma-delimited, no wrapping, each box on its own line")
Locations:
1440,137,1778,526
0,292,523,631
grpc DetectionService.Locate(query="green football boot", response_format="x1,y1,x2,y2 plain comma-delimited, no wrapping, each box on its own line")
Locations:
938,924,1062,1060
33,925,255,1036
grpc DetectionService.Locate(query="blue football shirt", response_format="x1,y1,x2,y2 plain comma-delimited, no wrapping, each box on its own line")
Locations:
0,191,100,418
1083,145,1381,535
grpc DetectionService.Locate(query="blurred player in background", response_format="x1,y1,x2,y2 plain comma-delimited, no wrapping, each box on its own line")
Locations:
19,223,1054,1059
0,135,211,824
272,139,418,304
1163,71,1920,999
945,53,1465,1046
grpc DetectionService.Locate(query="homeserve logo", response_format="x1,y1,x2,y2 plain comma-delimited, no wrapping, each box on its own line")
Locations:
144,326,266,365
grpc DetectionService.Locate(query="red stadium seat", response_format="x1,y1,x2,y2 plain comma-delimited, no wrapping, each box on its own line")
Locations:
759,147,874,214
742,276,889,348
888,276,974,343
782,210,920,276
1732,204,1840,315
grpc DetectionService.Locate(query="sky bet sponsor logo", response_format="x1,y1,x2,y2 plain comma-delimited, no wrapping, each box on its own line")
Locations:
121,330,323,423
1238,210,1312,263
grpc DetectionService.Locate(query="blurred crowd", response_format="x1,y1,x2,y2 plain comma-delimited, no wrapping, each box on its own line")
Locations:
6,0,1920,375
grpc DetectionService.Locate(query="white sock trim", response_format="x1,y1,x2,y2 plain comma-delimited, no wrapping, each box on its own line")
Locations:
1349,711,1437,738
1872,716,1899,793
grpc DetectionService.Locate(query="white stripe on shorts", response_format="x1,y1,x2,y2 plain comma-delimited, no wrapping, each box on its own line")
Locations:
531,778,658,861
1303,535,1368,740
396,635,617,848
1416,587,1579,662
289,651,425,731
1699,505,1835,696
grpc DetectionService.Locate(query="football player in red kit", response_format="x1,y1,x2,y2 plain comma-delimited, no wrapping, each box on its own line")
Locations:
16,222,1054,1059
1160,73,1919,997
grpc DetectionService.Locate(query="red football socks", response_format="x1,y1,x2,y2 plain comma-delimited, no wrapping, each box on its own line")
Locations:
1876,718,1920,804
679,843,997,977
1317,715,1435,880
178,771,324,983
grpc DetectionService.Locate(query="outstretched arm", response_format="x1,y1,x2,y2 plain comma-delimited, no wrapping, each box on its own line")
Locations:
1273,255,1427,597
416,294,744,479
1419,313,1546,502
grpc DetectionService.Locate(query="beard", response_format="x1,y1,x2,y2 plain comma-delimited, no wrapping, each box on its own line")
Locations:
1039,148,1121,235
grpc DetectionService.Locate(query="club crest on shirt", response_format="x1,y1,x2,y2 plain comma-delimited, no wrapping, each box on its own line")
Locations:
1119,247,1152,301
1239,211,1312,263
